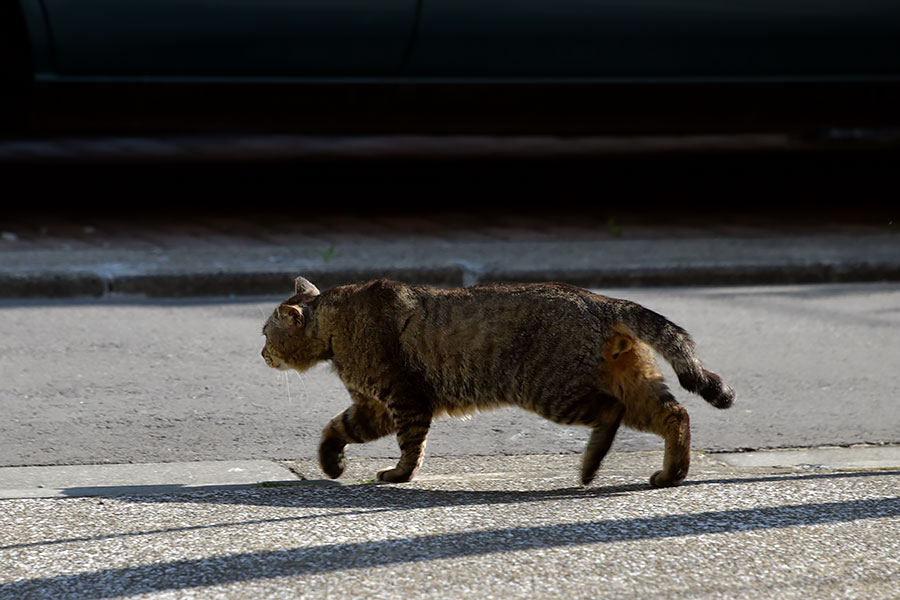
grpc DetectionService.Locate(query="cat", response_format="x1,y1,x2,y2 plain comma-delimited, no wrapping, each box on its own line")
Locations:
262,276,735,488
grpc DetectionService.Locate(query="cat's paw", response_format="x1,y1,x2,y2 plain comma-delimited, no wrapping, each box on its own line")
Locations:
320,454,346,479
318,441,346,479
649,470,686,488
376,467,415,483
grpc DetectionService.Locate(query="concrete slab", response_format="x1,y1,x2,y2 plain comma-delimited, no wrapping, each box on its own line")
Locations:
0,460,298,499
4,446,897,502
713,445,900,470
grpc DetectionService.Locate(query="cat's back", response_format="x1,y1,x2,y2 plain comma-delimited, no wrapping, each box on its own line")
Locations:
398,282,618,402
413,281,620,328
327,279,623,343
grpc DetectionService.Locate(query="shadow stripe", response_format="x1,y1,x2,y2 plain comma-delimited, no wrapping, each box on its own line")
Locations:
3,497,897,599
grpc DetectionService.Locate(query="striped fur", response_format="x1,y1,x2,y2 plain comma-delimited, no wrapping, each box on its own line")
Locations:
262,277,735,487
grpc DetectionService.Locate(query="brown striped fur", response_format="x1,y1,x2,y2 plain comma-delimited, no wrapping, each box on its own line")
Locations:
261,277,735,487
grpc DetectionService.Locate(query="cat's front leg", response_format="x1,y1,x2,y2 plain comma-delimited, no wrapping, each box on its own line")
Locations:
376,408,432,483
318,430,348,479
319,392,395,479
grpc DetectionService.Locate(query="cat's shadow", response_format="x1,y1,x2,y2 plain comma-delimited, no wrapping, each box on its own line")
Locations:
60,469,900,518
307,479,647,510
61,478,646,510
84,468,900,511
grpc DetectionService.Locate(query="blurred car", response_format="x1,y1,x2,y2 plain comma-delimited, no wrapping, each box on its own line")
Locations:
3,0,900,135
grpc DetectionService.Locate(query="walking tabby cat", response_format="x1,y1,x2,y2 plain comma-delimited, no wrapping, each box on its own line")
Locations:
262,277,735,487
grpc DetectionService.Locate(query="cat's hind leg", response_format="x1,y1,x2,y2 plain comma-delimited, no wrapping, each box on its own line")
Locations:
648,393,691,488
623,382,691,488
608,340,691,488
319,392,395,478
580,397,626,486
533,391,625,486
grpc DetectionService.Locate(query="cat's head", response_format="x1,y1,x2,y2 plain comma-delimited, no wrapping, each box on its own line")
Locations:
261,276,329,372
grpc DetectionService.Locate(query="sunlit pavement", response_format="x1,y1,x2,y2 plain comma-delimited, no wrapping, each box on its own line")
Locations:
1,451,898,599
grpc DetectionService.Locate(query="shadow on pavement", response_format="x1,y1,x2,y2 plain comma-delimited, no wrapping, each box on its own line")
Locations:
3,493,898,599
9,469,897,555
56,467,900,508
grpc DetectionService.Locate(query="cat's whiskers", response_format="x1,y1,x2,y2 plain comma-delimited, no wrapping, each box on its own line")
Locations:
283,370,293,404
294,371,310,401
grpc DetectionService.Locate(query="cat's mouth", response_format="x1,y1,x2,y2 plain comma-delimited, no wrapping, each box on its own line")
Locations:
261,347,290,370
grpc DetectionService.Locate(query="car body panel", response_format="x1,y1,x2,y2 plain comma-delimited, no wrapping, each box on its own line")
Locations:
8,1,900,136
409,0,900,78
18,0,51,73
37,0,418,76
19,0,900,82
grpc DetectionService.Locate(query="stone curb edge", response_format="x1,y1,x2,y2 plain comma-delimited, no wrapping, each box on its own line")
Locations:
3,263,900,298
0,460,302,500
2,446,898,500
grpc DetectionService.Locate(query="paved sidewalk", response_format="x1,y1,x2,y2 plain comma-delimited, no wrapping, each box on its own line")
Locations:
1,450,898,599
1,209,898,297
2,445,899,500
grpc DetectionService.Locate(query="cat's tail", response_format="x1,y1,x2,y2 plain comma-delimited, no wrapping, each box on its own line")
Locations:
617,302,735,409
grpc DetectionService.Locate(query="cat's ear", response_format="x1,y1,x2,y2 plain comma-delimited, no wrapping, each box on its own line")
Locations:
277,304,304,327
294,276,320,304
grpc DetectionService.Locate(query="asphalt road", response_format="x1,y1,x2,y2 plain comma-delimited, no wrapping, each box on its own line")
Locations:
2,283,899,469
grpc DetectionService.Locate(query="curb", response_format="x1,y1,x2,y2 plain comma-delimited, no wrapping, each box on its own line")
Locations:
3,447,899,500
3,263,900,298
0,460,299,499
714,445,900,470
